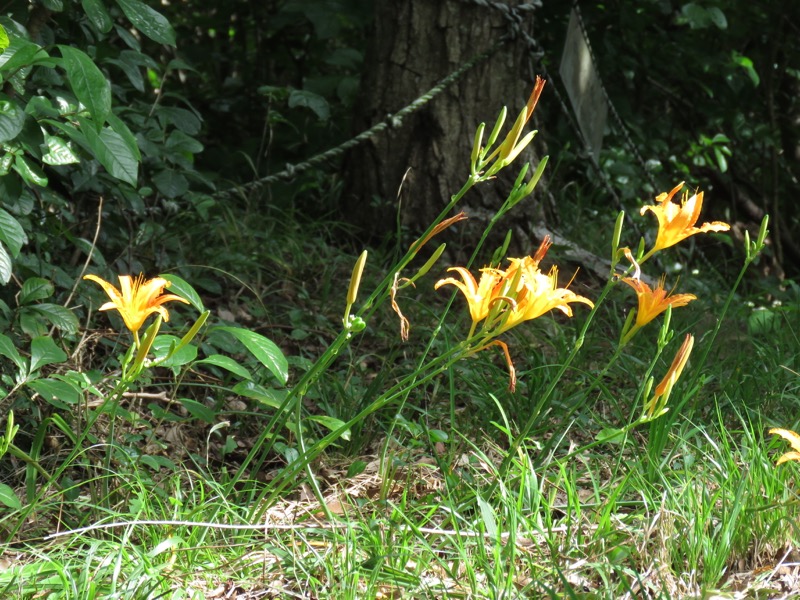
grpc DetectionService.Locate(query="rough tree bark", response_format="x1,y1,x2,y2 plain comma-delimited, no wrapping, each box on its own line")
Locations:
342,0,546,256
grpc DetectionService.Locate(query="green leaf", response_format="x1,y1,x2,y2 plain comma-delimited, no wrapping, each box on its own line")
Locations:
42,135,80,166
232,380,287,409
0,153,12,176
81,123,138,185
195,354,252,380
12,155,48,187
156,107,201,135
30,304,79,334
82,0,113,33
160,273,204,312
115,0,176,46
27,378,81,408
106,113,141,161
152,169,188,198
0,333,25,372
0,38,48,78
707,7,727,30
596,427,626,444
30,336,67,372
166,130,203,154
180,398,216,423
152,334,198,368
215,326,288,385
476,493,498,539
288,89,330,121
19,277,53,304
0,483,21,509
41,0,63,10
308,415,350,441
0,95,25,142
0,243,11,285
0,208,27,257
58,45,111,129
0,25,8,51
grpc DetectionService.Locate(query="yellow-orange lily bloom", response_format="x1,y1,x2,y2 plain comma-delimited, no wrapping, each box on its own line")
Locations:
640,182,730,258
84,274,189,334
620,275,696,344
435,267,505,327
769,428,800,465
494,266,594,335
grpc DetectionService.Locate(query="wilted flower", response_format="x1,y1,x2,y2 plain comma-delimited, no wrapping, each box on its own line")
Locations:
640,182,730,259
84,274,189,339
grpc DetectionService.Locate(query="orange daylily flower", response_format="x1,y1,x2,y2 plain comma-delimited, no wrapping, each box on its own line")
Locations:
640,182,730,259
620,275,696,345
437,237,593,391
769,428,800,465
84,274,189,336
435,266,505,328
645,333,694,418
493,266,594,336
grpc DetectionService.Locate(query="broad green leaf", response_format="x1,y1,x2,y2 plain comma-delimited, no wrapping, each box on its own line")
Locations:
19,309,47,338
152,169,188,198
115,0,176,46
26,377,80,408
41,0,63,10
0,333,25,372
59,45,111,129
30,336,67,372
308,415,350,441
82,0,113,33
232,380,287,409
12,155,47,187
156,107,201,135
106,57,144,91
0,208,26,257
152,334,198,368
160,273,204,312
0,38,48,78
25,96,60,119
0,25,8,51
0,244,11,285
195,354,252,380
0,153,12,176
0,96,25,142
30,304,79,334
19,277,53,304
215,326,288,385
166,130,203,155
288,89,330,121
42,135,80,166
82,123,138,185
107,112,141,160
707,7,727,29
42,119,88,150
180,398,216,423
0,483,20,509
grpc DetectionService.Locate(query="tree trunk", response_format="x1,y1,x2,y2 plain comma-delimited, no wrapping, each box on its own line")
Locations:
342,0,545,257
